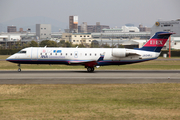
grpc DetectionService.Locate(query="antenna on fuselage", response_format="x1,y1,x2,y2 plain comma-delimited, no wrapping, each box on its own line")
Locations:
76,46,78,48
44,45,47,48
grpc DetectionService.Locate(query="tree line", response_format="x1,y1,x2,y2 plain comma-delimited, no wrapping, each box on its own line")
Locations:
1,40,124,49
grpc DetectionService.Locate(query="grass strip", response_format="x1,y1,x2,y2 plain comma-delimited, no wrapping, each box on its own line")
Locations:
0,84,180,120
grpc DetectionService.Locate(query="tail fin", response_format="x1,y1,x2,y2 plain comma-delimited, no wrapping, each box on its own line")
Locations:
138,32,174,52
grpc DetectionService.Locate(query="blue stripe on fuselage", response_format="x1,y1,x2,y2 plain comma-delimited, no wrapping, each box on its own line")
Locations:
6,57,157,66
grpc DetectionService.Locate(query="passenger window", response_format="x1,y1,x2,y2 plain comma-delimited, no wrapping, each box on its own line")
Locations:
70,53,72,56
40,53,42,55
56,53,57,55
95,54,96,56
61,53,62,55
50,53,52,55
85,53,87,56
45,53,47,55
90,53,91,56
66,53,68,56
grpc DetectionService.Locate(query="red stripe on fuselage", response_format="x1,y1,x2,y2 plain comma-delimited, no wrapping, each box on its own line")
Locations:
143,38,168,47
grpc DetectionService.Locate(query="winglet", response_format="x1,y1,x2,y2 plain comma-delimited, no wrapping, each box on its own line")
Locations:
97,52,105,61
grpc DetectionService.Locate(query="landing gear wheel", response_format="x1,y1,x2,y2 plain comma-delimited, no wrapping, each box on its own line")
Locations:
91,67,94,72
87,67,91,72
17,64,21,72
87,67,94,72
18,68,21,72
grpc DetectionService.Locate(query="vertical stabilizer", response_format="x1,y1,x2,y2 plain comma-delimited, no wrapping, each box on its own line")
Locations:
138,32,174,52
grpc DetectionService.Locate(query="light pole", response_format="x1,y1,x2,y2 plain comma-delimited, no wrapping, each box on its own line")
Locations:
112,34,113,48
101,32,102,47
5,38,7,49
169,36,171,58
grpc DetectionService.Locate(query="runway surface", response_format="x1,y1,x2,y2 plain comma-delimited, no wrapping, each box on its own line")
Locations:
0,70,180,84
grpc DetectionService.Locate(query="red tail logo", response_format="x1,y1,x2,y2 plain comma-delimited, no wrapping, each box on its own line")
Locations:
138,32,174,52
144,39,167,47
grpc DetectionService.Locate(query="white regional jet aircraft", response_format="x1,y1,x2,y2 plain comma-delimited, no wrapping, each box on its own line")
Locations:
6,32,174,72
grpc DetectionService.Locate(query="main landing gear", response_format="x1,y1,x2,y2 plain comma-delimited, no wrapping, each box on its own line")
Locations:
18,64,21,72
87,67,94,72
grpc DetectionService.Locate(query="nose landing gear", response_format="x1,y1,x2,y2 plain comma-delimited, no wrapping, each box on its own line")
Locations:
18,64,21,72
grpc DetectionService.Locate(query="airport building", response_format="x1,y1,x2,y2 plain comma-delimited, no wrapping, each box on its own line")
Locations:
60,33,93,46
18,28,29,33
102,28,123,33
78,22,110,33
71,33,92,45
7,26,17,33
91,32,150,48
139,24,151,32
1,18,180,49
0,32,62,49
91,24,151,48
80,22,87,33
36,24,51,40
151,19,180,37
69,16,78,33
102,24,140,33
151,19,180,49
122,24,139,32
0,32,35,49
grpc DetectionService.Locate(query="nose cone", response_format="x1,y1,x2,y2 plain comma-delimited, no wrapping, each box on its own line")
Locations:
6,55,14,61
6,56,11,61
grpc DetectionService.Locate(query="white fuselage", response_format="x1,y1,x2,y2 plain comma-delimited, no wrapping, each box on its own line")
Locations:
7,47,160,66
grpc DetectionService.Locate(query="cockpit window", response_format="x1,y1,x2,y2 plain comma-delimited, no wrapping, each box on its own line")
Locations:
18,51,26,54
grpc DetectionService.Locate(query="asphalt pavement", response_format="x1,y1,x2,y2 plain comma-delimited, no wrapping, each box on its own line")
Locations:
0,70,180,84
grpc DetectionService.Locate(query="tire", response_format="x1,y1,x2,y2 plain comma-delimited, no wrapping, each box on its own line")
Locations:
18,68,21,72
91,67,94,72
87,67,94,72
87,67,92,72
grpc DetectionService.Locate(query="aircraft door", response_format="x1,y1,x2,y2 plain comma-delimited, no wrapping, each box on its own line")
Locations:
31,48,38,60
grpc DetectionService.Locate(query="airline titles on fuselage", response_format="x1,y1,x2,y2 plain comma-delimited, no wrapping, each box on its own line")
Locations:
41,49,65,59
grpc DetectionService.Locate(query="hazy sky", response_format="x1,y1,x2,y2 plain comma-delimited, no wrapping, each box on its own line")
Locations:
0,0,180,27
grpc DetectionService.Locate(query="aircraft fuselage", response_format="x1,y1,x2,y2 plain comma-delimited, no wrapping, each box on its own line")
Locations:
7,47,159,66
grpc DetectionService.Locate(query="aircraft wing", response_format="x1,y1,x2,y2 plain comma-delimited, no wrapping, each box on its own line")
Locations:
68,60,96,64
68,52,105,67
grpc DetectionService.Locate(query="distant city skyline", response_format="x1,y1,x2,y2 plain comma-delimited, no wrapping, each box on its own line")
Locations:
0,0,179,32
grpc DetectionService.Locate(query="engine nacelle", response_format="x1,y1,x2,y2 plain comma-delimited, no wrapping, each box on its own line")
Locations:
112,48,127,58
